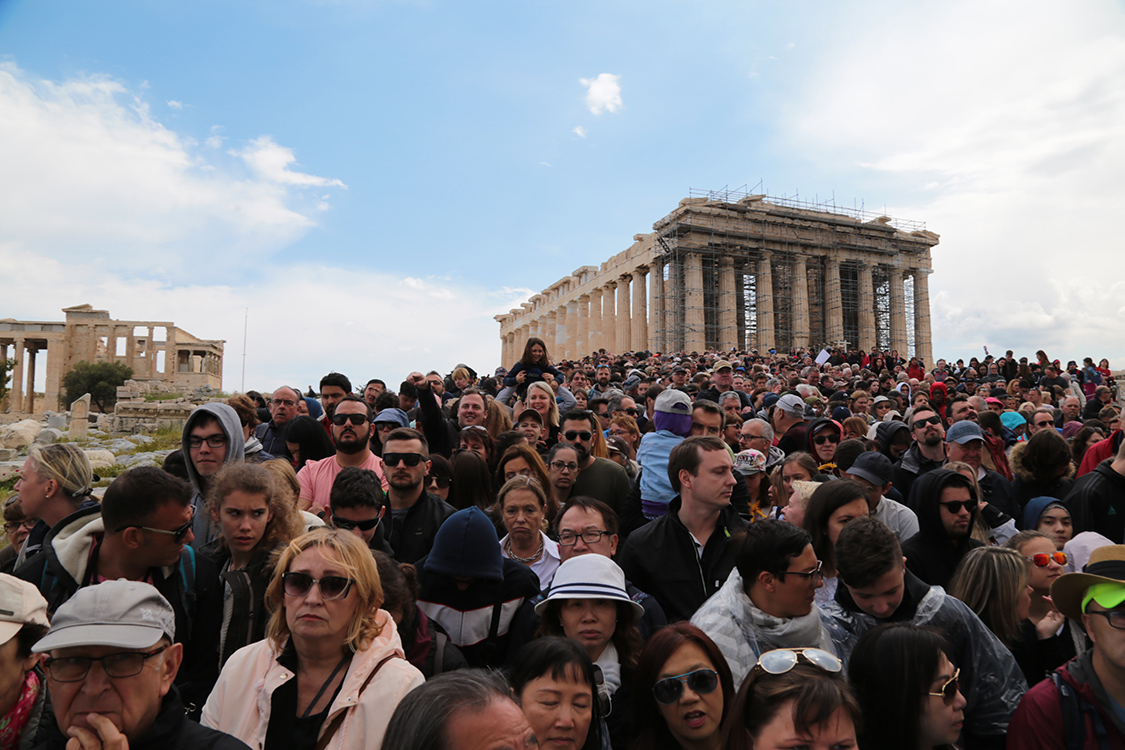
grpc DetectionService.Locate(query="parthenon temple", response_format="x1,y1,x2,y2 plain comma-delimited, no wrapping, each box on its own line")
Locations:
1,305,224,414
496,189,939,365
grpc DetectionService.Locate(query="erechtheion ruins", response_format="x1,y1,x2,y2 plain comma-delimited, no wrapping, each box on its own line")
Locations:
1,305,224,414
496,189,939,364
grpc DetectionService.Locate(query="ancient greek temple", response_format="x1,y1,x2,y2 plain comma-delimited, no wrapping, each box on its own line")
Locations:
1,304,224,414
496,189,939,365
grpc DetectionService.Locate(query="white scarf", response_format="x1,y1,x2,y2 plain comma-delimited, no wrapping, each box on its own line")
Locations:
594,641,622,696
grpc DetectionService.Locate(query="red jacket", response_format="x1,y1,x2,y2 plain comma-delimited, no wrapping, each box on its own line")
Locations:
1007,652,1125,749
1077,431,1121,477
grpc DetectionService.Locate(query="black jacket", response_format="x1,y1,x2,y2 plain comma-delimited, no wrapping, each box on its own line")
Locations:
1066,459,1125,543
34,686,248,750
896,442,946,505
617,496,748,623
620,466,752,538
386,491,457,565
901,469,985,588
415,382,460,458
199,539,278,667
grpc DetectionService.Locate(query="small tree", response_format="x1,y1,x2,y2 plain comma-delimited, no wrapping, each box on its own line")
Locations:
62,361,134,413
0,358,14,403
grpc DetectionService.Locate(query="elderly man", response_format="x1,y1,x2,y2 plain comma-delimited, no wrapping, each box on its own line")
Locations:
253,386,301,456
33,580,246,749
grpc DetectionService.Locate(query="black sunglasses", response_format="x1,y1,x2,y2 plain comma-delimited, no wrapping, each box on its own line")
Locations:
913,415,942,428
281,571,353,600
332,514,381,532
939,499,978,514
812,434,839,445
330,412,369,426
115,505,195,544
653,669,720,705
564,431,592,442
383,453,425,467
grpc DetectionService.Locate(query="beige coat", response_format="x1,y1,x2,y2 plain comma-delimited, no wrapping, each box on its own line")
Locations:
202,610,423,750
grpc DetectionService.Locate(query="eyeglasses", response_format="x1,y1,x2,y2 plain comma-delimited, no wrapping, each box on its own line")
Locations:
550,461,579,473
778,560,824,582
557,529,610,546
332,514,381,532
188,434,228,449
939,499,978,514
812,434,840,446
281,571,353,600
330,412,369,426
913,415,942,428
1086,609,1125,630
116,505,195,544
45,645,169,682
1027,551,1067,567
652,669,720,705
755,648,842,675
927,667,961,705
739,434,768,443
4,519,37,533
1034,421,1054,428
426,475,451,489
564,431,592,442
383,453,425,467
271,398,297,407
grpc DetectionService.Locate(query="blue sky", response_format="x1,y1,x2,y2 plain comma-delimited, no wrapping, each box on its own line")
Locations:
2,0,1124,392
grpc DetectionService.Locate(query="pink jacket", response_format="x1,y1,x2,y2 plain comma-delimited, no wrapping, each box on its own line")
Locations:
201,610,424,750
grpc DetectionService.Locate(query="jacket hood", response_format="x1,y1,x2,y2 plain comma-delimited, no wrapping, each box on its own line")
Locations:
874,421,910,459
804,418,842,458
424,507,503,581
1008,439,1075,484
912,468,979,541
44,505,105,587
930,382,948,402
1020,495,1070,531
181,403,246,494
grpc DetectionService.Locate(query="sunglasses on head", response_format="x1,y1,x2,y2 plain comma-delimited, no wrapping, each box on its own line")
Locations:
755,648,842,676
281,571,353,600
564,431,592,442
330,412,368,426
332,514,380,532
383,453,425,467
812,433,840,445
1027,551,1067,567
928,667,961,705
652,668,720,705
939,499,978,514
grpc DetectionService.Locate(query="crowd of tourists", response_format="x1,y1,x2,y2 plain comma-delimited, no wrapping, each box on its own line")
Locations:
0,340,1122,749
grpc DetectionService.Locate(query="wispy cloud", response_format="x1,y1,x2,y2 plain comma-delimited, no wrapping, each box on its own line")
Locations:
579,73,621,115
166,99,183,109
229,136,347,188
572,125,586,138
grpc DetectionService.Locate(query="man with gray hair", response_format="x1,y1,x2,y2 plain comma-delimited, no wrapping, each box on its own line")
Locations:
34,580,246,749
381,670,535,750
717,390,743,419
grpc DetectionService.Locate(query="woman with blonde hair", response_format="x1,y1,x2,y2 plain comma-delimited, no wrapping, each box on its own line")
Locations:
13,443,94,566
947,546,1031,650
203,529,424,749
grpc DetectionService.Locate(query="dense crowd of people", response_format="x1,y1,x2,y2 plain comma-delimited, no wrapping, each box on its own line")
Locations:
0,340,1122,748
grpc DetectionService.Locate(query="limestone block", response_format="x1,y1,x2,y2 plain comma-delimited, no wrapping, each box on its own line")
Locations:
83,450,116,470
33,428,65,445
69,394,91,441
0,420,42,450
47,415,66,430
0,449,15,461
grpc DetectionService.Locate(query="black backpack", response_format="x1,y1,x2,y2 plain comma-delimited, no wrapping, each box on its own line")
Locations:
1052,671,1111,750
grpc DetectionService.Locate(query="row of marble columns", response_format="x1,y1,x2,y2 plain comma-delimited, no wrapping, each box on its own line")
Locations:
499,254,932,365
2,338,55,414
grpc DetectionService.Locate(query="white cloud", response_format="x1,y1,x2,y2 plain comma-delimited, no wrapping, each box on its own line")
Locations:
787,0,1125,366
0,62,343,278
572,125,586,138
229,135,347,188
167,99,183,109
579,73,622,115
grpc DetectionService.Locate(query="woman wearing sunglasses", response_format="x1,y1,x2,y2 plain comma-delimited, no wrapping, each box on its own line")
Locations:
203,529,424,750
535,553,644,748
848,624,966,750
509,637,605,750
631,623,734,750
803,419,843,476
0,496,36,574
202,462,304,667
722,647,860,750
1004,531,1083,685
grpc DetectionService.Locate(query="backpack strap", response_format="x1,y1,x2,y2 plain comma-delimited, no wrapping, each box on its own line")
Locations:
1053,671,1085,750
434,631,446,675
314,653,398,750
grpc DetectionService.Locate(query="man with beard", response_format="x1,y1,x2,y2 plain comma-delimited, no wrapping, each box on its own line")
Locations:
381,428,456,564
901,469,985,588
318,371,352,436
297,395,388,517
894,406,947,502
559,410,632,515
589,363,614,400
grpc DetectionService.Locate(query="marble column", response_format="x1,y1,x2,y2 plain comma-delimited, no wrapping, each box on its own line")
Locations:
44,339,61,412
756,253,774,353
825,254,843,344
554,305,567,359
10,336,24,413
685,253,705,352
649,260,664,352
718,256,737,351
857,263,876,353
792,256,810,350
574,298,588,360
529,319,540,341
631,268,647,352
564,300,578,359
25,348,36,413
164,327,178,379
602,283,617,354
889,268,908,355
616,276,631,354
543,311,556,353
913,269,933,365
588,288,603,353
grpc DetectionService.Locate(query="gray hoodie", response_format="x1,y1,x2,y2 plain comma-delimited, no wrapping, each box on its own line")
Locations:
181,403,245,549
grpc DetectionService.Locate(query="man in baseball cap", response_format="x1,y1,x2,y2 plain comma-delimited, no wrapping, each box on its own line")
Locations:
33,580,246,749
773,394,809,456
1009,545,1125,746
